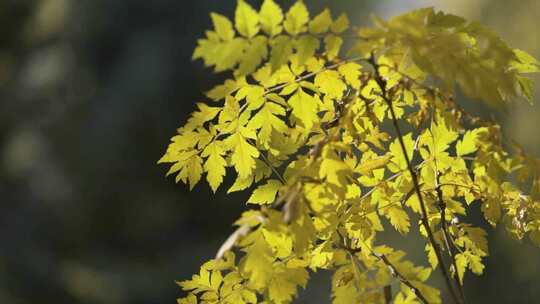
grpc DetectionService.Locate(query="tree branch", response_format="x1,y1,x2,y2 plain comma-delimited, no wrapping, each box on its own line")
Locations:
373,251,429,304
384,285,393,304
436,173,467,303
367,54,461,304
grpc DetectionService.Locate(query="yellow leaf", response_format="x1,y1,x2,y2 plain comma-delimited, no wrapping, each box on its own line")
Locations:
270,35,294,71
338,62,361,88
330,13,349,33
247,101,288,146
320,151,351,186
465,251,484,275
283,0,309,35
248,179,281,204
219,95,240,125
235,85,265,110
170,155,203,190
177,294,197,304
389,133,415,171
240,231,274,290
512,48,540,73
225,129,260,178
455,253,468,284
481,198,501,226
386,206,410,234
314,70,346,99
227,175,253,193
210,270,223,290
355,154,391,176
235,0,259,38
464,226,488,254
210,13,235,41
259,0,283,36
193,36,247,72
310,241,334,269
185,103,221,131
431,120,458,154
456,128,484,156
262,228,292,258
309,9,332,34
202,141,227,192
425,243,438,269
295,35,319,66
206,79,240,101
268,266,309,303
288,88,319,130
394,292,416,304
237,36,268,75
324,34,342,60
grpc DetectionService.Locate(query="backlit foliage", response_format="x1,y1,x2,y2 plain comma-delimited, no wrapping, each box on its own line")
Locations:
159,1,540,303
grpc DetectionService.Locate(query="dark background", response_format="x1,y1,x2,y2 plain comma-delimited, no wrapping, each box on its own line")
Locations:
0,0,539,303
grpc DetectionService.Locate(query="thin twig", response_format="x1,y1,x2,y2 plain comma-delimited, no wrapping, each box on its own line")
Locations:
372,251,429,304
257,144,287,184
263,56,369,96
384,285,393,304
436,173,467,303
368,54,461,304
430,106,467,304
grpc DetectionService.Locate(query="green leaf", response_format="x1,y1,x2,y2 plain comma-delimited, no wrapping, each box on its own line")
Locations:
283,0,309,35
235,0,260,38
260,0,283,36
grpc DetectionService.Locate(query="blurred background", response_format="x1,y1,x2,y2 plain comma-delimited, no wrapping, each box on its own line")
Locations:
0,0,538,303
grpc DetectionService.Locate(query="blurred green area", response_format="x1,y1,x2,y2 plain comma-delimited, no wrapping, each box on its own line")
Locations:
0,1,538,303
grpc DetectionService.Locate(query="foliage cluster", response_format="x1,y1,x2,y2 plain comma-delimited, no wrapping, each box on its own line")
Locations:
159,1,540,303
